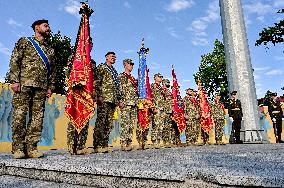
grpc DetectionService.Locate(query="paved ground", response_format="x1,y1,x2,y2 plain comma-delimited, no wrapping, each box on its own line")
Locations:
0,144,283,187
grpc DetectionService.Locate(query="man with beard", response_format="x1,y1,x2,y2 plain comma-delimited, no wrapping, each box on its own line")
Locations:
7,19,56,159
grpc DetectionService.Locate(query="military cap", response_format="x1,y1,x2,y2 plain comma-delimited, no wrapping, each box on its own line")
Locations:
185,88,193,91
154,73,163,78
123,58,134,65
230,91,237,95
203,91,208,94
105,51,115,57
193,89,198,92
271,92,277,97
31,19,48,31
163,78,170,83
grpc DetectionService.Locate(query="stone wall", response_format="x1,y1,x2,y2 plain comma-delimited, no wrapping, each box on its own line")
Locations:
0,82,283,152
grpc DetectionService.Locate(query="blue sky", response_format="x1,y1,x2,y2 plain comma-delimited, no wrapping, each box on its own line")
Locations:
0,0,283,97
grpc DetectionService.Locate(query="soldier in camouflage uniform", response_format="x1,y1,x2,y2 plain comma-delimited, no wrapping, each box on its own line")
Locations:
66,39,97,155
183,88,200,145
8,19,55,159
162,79,173,147
211,93,226,145
93,52,123,153
118,59,138,151
151,73,166,148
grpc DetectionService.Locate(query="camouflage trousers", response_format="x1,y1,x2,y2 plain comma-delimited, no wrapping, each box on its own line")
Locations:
120,105,137,146
67,122,89,153
201,129,209,144
136,123,149,146
93,102,116,148
171,121,181,144
151,109,166,144
185,119,200,143
215,119,224,142
163,113,172,143
12,86,46,152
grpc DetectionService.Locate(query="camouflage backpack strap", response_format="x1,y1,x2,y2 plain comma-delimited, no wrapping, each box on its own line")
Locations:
26,37,51,78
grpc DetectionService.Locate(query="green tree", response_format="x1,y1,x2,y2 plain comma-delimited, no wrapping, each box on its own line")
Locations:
48,32,72,94
193,39,229,105
255,10,284,47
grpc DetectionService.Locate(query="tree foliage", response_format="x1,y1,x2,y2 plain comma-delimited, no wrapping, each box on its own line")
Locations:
255,19,284,47
193,39,229,105
48,32,72,95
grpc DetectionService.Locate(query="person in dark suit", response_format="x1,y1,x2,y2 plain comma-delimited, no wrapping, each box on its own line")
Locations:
228,91,243,144
268,92,283,143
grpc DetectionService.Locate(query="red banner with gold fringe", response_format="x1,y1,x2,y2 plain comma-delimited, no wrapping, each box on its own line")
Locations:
172,67,186,134
198,80,214,133
65,4,94,133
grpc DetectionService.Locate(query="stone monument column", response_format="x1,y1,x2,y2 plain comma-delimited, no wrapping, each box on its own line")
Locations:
219,0,266,142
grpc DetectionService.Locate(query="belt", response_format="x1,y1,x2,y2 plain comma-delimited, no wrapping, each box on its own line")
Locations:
272,111,280,114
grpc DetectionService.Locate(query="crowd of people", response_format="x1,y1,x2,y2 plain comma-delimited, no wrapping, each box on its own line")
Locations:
6,19,284,159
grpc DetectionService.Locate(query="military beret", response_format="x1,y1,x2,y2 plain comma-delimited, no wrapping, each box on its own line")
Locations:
271,92,277,97
31,19,48,30
154,73,163,78
123,59,134,65
105,51,115,57
230,91,237,95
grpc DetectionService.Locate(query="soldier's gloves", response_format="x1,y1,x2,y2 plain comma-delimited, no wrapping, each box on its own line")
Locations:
229,117,234,122
272,118,276,123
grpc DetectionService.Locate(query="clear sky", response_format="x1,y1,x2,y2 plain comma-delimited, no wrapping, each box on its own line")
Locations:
0,0,283,97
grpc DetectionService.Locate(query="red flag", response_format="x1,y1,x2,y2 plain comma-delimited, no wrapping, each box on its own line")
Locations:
172,67,186,133
198,80,213,132
138,66,154,130
65,4,94,133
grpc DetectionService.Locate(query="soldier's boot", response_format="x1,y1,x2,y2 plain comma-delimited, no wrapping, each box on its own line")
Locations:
28,150,44,158
76,148,90,155
94,146,108,153
13,150,26,159
121,144,132,151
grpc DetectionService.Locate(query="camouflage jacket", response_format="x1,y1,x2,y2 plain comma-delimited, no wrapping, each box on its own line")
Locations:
8,36,55,90
183,96,199,120
164,87,173,114
151,83,165,111
118,72,138,106
96,63,121,104
211,101,225,120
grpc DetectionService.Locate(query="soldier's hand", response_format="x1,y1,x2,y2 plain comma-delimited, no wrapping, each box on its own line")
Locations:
46,89,53,98
272,118,276,123
229,117,234,122
11,83,20,93
97,96,103,106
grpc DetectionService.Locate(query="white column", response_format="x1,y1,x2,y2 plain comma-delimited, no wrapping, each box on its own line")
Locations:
219,0,267,142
